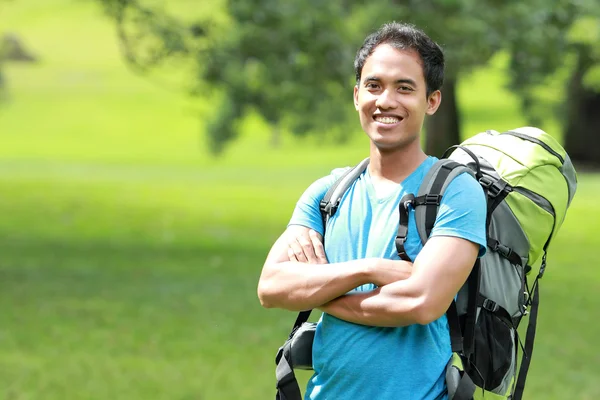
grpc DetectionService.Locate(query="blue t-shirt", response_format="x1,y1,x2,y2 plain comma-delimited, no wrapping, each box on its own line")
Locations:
288,156,487,400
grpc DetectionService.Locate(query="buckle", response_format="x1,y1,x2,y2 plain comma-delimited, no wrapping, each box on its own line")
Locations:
395,236,406,245
489,183,502,197
482,298,499,312
496,243,512,259
478,175,494,188
321,200,340,217
424,194,441,205
319,199,328,212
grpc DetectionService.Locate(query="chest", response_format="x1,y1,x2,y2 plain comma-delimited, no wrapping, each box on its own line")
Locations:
323,177,422,262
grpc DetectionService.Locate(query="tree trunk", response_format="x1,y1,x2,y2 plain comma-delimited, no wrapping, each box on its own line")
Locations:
425,76,461,158
564,46,600,168
270,124,281,148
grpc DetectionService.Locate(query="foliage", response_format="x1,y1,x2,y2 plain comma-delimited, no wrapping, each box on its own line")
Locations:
503,0,600,127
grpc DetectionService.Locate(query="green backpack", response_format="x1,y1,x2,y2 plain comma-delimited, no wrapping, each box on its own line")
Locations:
275,127,577,400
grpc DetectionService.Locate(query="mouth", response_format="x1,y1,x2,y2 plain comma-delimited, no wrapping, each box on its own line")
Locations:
373,115,403,126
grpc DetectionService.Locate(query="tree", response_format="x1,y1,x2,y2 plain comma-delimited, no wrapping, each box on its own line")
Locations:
563,15,600,167
504,0,600,167
98,0,596,158
0,32,38,101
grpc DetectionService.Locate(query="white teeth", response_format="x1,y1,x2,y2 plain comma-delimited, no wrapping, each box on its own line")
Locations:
375,116,400,124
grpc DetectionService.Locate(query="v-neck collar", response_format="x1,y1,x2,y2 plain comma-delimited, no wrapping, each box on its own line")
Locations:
364,157,434,203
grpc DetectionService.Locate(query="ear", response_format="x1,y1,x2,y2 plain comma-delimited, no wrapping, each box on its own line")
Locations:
353,85,359,111
426,90,442,115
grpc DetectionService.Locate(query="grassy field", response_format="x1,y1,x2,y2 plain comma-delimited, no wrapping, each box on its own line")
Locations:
0,1,599,399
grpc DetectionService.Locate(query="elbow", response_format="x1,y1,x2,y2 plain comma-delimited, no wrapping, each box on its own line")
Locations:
257,280,276,309
412,296,447,325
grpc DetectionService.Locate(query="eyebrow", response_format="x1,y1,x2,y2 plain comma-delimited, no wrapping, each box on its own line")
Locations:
363,76,418,87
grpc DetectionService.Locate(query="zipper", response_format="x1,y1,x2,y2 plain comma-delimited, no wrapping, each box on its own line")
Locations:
513,187,555,216
502,131,564,164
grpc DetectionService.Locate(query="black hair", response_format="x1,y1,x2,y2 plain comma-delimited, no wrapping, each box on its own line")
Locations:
354,22,444,97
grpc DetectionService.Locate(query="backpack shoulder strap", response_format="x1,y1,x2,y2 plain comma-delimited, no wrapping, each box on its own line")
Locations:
396,158,476,260
413,159,476,244
275,158,370,400
319,157,370,226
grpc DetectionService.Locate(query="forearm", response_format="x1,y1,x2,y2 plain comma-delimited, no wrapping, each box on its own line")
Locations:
319,280,424,327
258,228,413,312
258,259,371,311
320,237,479,327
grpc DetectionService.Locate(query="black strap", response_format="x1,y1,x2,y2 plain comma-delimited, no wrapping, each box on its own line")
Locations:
396,194,415,261
276,159,369,400
487,238,523,267
275,341,303,400
451,371,477,400
422,161,459,238
275,310,313,400
477,295,514,328
442,145,482,181
513,279,541,400
479,176,512,224
290,311,312,339
462,260,481,357
397,160,462,260
446,300,463,353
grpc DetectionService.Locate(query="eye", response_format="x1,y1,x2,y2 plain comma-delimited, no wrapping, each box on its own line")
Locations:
366,82,380,90
399,86,414,92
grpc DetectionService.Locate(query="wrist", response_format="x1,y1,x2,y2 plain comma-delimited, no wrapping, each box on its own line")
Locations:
358,258,377,283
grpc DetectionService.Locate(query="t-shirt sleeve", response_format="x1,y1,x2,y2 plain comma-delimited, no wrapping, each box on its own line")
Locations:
430,172,487,257
288,167,350,236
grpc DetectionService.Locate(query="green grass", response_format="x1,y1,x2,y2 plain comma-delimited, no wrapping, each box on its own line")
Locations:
0,1,598,399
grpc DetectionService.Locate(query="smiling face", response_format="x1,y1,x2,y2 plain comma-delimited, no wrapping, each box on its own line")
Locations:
354,44,441,152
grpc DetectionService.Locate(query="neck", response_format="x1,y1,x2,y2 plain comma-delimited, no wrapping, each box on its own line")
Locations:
368,140,428,184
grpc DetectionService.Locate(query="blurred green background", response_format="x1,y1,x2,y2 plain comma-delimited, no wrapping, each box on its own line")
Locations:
0,0,599,399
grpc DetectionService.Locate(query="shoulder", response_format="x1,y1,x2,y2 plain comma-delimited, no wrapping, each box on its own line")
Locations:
445,171,485,201
289,165,354,235
302,166,352,200
432,169,487,255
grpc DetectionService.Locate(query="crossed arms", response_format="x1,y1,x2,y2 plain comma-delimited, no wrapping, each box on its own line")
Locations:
257,225,479,327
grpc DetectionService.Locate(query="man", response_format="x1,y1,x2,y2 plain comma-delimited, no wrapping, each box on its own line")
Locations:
257,22,486,400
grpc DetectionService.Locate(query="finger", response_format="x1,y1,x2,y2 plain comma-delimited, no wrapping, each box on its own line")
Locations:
309,229,328,263
287,247,298,262
287,239,308,263
297,233,319,264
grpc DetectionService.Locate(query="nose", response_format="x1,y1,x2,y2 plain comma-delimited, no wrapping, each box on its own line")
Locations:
375,88,398,110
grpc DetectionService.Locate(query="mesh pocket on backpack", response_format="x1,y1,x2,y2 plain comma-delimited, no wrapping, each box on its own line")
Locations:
469,308,515,391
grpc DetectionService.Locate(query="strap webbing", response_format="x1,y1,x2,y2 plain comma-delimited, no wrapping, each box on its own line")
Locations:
451,371,477,400
423,161,459,238
396,194,415,261
276,159,370,400
319,158,369,225
487,238,523,267
462,260,481,357
442,145,482,181
477,295,514,328
513,279,541,400
290,311,312,339
446,300,463,353
275,341,303,400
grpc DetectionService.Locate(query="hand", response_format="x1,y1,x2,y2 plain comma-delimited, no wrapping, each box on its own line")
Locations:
287,229,328,264
366,258,413,287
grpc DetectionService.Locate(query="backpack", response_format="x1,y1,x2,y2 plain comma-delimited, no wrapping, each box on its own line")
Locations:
274,127,577,400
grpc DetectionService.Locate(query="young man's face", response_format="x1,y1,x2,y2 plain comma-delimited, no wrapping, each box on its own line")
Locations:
354,44,441,152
